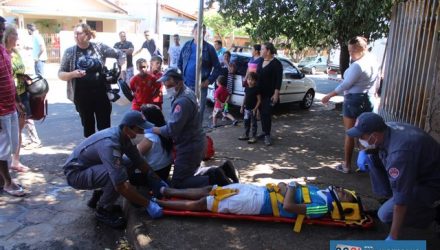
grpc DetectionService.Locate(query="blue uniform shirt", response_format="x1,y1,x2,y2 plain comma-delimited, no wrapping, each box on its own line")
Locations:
378,122,440,205
159,86,205,180
63,127,144,187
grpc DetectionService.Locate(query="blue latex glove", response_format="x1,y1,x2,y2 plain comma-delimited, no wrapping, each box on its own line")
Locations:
145,128,153,134
146,200,163,219
385,235,395,241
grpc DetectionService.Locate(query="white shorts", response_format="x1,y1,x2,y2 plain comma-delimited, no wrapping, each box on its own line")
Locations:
0,112,19,162
206,183,266,215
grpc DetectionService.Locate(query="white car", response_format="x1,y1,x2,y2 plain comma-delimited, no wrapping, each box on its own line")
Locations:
208,52,316,109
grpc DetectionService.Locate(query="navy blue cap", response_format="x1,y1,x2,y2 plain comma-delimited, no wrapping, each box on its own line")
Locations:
346,112,387,137
157,68,183,82
120,111,154,129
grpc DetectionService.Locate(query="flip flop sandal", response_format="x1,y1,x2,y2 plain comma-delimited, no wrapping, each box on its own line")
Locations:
335,164,350,174
4,184,25,197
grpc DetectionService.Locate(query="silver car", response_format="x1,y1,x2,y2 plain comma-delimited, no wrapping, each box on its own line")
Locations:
298,56,328,75
208,52,316,109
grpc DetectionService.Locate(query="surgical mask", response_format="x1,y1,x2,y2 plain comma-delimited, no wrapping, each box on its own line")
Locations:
165,87,176,97
359,134,376,149
130,134,144,145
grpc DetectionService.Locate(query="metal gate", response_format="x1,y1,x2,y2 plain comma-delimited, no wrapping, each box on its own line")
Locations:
380,0,439,133
42,33,60,63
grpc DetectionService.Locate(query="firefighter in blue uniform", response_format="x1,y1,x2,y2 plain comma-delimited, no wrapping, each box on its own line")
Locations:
347,112,440,240
63,111,164,228
149,68,234,188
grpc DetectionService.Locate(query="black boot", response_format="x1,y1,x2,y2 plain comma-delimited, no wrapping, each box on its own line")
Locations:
207,168,232,186
219,160,239,183
87,190,103,209
95,206,126,229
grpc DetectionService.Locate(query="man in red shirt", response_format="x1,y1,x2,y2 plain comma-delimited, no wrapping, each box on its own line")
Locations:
130,58,161,111
0,16,25,197
149,56,163,109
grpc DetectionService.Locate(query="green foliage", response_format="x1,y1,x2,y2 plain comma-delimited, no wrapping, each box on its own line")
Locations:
204,12,247,45
206,0,394,74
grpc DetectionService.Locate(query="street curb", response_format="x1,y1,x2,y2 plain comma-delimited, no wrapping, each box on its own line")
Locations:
124,199,157,250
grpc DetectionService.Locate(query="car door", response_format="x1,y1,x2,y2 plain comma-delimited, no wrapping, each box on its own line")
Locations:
279,59,306,103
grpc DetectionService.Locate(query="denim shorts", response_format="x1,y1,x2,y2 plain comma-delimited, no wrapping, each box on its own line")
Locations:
343,93,373,119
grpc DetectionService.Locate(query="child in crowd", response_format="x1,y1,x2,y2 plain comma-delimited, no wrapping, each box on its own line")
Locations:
212,75,238,128
239,72,261,143
130,58,162,111
149,56,164,109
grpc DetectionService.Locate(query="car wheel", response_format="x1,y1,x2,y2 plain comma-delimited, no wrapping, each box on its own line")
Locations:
311,67,316,75
300,89,314,109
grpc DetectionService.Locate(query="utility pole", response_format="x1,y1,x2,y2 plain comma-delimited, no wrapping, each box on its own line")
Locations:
195,0,204,100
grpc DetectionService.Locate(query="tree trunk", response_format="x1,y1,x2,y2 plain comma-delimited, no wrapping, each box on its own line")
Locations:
339,42,350,78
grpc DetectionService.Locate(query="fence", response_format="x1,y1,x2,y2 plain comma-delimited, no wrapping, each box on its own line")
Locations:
380,0,439,135
42,33,60,63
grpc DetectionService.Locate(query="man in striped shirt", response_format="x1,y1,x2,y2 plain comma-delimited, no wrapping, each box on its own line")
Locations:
155,182,355,218
0,16,25,197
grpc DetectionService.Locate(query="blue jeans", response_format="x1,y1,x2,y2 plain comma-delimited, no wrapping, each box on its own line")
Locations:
343,93,372,119
34,60,45,77
199,87,208,124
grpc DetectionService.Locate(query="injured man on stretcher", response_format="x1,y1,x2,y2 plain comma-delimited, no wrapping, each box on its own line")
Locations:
156,181,359,219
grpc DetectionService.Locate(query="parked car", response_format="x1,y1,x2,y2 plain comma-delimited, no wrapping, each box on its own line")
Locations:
327,48,341,74
207,52,316,109
297,56,328,74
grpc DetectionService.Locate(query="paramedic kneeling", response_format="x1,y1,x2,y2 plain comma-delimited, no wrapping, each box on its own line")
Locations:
63,111,164,228
347,112,440,240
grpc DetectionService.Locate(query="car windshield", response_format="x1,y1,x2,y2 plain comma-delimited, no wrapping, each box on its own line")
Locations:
230,54,251,76
300,56,317,63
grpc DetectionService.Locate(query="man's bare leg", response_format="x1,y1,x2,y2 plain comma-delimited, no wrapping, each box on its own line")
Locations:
162,186,212,200
157,197,207,211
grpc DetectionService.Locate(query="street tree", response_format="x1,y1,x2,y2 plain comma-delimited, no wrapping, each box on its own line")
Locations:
207,0,394,75
204,12,247,48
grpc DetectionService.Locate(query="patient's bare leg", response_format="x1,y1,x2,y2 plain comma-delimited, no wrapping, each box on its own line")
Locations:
157,197,207,211
163,186,212,200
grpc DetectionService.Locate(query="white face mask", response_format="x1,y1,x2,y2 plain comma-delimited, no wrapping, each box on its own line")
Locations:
130,133,144,145
359,134,376,149
165,87,176,97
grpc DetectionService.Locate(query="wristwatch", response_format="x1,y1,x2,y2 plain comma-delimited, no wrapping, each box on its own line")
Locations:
288,181,297,189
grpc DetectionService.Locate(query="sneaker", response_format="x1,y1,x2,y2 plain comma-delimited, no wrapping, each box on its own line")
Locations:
87,189,103,209
264,135,272,146
257,133,266,139
248,137,257,144
232,120,238,126
23,141,42,150
219,160,239,183
238,134,249,140
95,206,126,229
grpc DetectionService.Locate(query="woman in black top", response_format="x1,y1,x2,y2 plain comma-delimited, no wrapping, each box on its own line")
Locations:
58,23,126,137
256,42,282,146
